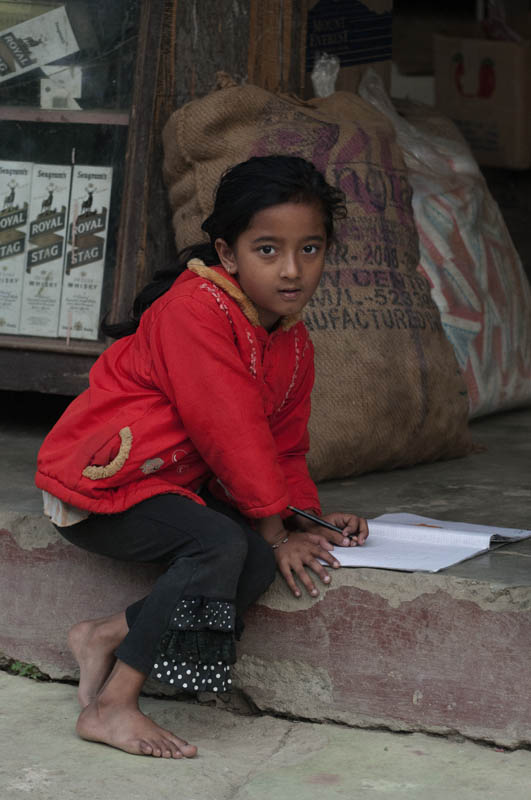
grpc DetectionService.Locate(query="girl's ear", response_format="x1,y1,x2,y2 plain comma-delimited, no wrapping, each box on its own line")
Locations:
215,238,238,275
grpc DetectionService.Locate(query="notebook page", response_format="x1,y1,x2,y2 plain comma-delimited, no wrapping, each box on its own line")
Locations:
329,513,531,572
332,536,490,572
367,521,493,550
375,513,531,540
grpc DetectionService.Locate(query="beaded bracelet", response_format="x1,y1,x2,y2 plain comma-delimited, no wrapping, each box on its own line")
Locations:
271,536,289,550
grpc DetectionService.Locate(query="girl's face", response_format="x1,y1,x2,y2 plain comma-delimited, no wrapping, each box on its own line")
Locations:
215,201,327,331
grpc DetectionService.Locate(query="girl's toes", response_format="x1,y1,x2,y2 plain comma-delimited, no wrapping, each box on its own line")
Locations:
163,738,182,759
139,740,153,756
146,738,163,757
180,741,198,758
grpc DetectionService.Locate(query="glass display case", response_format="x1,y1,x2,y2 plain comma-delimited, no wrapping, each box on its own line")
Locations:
0,0,163,392
0,0,307,394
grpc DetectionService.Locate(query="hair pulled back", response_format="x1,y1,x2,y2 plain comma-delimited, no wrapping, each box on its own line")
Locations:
102,155,346,339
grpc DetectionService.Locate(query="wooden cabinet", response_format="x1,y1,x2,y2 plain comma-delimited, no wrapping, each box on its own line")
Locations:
0,0,307,394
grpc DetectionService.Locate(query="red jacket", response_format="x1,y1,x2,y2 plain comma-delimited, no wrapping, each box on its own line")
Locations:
36,260,321,520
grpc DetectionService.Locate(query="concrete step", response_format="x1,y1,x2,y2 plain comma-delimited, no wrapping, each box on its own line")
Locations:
1,404,530,748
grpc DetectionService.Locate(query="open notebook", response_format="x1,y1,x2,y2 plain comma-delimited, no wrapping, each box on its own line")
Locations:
333,513,531,573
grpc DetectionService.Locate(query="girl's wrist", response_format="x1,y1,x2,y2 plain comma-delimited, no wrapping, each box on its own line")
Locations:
271,533,290,550
255,513,288,546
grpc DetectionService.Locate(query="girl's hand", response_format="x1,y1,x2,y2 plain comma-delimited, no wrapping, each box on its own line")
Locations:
274,532,340,598
295,511,369,548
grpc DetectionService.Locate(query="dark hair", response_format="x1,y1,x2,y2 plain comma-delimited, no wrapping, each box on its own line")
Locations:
102,155,346,339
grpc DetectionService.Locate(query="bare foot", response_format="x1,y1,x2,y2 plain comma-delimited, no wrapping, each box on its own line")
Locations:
68,614,126,708
76,699,198,759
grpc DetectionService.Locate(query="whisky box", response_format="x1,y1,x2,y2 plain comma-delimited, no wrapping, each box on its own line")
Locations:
58,165,113,340
0,160,32,335
0,5,79,84
19,163,72,337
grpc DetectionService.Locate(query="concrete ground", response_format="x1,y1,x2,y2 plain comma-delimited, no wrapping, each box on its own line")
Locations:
1,392,531,796
2,672,531,800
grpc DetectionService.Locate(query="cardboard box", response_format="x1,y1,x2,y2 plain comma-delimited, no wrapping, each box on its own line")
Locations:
393,17,479,76
392,1,530,76
57,165,113,341
305,0,393,96
434,34,531,169
18,163,72,338
0,161,33,335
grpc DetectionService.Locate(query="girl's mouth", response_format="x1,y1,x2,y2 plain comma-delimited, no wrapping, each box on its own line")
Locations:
278,288,302,299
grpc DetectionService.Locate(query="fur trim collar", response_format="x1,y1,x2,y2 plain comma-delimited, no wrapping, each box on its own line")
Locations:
187,259,300,331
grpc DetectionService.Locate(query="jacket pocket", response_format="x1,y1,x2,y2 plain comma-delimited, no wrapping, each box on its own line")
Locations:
82,426,133,480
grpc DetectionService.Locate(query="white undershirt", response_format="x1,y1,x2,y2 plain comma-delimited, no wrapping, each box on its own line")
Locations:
42,491,89,527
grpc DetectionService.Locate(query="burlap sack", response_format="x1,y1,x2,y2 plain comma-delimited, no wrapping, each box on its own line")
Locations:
373,93,531,419
162,80,472,481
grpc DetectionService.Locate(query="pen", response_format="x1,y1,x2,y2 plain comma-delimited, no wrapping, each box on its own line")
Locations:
287,505,354,538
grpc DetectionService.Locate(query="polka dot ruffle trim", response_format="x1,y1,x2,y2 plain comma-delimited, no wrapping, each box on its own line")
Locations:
168,598,235,632
153,657,232,693
152,597,236,693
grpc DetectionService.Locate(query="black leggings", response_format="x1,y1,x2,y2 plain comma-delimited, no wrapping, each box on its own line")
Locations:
57,490,276,691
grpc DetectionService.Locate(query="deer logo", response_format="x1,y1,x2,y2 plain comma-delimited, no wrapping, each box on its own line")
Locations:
3,180,17,211
40,183,56,215
81,184,95,216
23,35,46,49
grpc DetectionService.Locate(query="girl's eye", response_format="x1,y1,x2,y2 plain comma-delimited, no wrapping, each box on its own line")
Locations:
303,244,319,255
258,245,276,255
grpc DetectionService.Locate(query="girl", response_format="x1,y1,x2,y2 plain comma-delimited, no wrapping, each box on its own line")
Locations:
36,155,369,759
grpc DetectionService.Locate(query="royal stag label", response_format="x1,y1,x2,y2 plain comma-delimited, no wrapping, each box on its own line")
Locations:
0,6,80,84
58,166,113,340
19,164,72,337
0,161,32,334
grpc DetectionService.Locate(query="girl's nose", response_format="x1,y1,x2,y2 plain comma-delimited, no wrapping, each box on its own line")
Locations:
280,255,300,279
